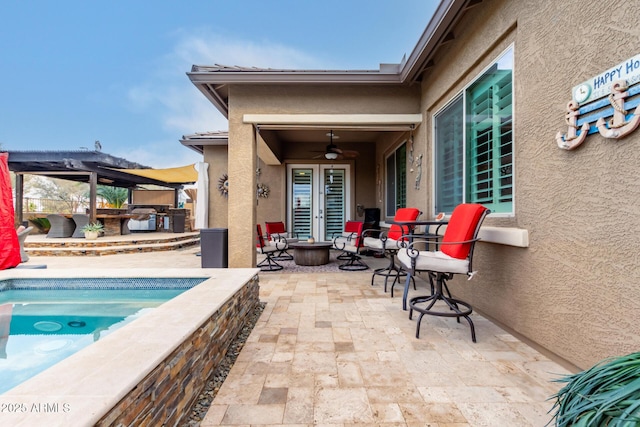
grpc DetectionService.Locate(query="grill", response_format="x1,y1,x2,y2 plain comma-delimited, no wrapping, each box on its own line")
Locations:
128,208,157,232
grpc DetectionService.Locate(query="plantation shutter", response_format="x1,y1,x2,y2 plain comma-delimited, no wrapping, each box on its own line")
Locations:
385,143,407,218
385,154,396,217
466,67,513,213
435,96,464,214
291,168,313,237
323,168,345,240
396,143,407,211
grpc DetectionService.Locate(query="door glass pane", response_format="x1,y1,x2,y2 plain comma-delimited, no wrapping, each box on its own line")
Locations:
291,168,312,238
323,168,345,240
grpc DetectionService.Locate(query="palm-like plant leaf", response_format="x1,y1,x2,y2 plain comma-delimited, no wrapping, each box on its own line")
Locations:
96,186,128,208
548,352,640,426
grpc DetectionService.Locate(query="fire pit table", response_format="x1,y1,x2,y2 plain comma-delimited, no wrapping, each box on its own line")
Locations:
290,242,333,266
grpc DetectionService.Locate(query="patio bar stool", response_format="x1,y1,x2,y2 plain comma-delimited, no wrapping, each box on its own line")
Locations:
397,203,490,341
363,208,421,293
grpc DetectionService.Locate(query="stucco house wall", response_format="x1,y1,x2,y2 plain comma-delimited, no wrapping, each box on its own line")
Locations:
203,145,228,229
223,84,420,267
418,0,640,369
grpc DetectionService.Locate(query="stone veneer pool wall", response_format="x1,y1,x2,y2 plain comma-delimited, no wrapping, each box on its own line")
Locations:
95,275,259,426
0,268,260,427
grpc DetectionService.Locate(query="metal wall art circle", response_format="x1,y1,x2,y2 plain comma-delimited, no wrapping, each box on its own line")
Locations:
257,183,269,198
217,173,229,197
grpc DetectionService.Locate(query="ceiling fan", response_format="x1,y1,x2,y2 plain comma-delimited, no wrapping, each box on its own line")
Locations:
312,131,359,160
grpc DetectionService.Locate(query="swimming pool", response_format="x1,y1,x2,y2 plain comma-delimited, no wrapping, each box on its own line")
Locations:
0,268,259,426
0,277,205,394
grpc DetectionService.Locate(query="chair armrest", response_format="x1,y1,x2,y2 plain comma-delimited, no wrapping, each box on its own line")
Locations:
361,228,380,237
267,234,289,249
403,237,481,258
362,228,389,239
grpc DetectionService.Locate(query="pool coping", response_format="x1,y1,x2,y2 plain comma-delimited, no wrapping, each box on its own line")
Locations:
0,267,260,426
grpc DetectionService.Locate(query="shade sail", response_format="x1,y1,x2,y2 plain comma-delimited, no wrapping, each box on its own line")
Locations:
106,164,198,184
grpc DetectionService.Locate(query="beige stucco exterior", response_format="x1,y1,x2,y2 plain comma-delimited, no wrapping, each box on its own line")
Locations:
193,0,640,369
415,0,640,370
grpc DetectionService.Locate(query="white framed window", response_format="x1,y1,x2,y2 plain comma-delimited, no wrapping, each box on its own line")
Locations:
385,142,407,218
434,45,514,215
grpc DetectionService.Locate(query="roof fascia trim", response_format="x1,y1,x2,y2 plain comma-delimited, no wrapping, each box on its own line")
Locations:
188,71,402,85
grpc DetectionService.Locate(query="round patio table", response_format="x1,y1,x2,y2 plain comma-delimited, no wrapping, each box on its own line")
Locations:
290,242,332,266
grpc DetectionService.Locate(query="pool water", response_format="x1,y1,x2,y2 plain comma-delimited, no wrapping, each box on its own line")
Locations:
0,278,205,394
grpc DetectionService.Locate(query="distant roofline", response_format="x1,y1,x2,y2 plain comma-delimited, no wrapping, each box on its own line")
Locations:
180,131,229,155
187,0,473,118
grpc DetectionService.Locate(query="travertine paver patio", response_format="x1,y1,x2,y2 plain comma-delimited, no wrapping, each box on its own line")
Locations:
202,270,571,427
30,246,572,426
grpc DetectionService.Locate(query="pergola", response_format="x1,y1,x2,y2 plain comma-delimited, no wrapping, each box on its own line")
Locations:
7,150,197,223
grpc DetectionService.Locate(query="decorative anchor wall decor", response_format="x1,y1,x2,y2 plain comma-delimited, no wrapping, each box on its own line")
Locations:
556,101,590,150
596,80,640,139
556,54,640,150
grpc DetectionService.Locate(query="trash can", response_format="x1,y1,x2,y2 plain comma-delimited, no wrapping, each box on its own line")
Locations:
200,228,228,268
172,213,185,233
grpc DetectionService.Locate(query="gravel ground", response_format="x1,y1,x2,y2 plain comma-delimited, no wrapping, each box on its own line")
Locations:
182,301,266,426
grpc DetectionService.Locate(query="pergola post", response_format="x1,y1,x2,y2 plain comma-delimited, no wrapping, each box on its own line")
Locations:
89,172,97,222
15,173,24,226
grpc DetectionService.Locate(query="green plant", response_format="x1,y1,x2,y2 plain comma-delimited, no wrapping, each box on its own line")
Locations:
81,222,104,233
548,352,640,427
96,186,128,208
28,216,50,233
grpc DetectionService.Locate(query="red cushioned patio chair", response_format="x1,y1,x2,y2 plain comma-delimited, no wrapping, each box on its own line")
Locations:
363,208,421,292
265,221,299,260
256,224,287,271
397,203,490,342
332,220,367,271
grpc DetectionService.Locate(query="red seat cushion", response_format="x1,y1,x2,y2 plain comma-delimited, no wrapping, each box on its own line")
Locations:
265,221,286,239
344,221,364,246
388,208,420,240
441,204,488,260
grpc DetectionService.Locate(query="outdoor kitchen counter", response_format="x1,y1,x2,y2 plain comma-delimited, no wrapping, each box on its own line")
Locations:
96,214,135,236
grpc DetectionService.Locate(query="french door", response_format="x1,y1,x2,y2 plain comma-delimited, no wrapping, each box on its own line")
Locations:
287,164,351,241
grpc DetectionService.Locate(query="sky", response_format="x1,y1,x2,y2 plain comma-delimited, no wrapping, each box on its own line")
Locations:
0,1,439,168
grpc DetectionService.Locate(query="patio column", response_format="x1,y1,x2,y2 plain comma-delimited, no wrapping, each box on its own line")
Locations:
227,122,257,268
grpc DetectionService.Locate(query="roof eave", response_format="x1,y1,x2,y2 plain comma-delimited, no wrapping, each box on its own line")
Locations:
180,132,229,155
187,70,403,85
400,0,479,83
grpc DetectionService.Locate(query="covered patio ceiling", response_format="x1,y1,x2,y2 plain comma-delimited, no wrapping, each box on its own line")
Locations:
246,113,422,165
181,114,422,166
